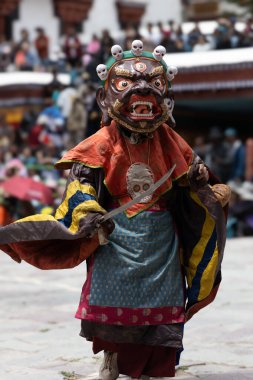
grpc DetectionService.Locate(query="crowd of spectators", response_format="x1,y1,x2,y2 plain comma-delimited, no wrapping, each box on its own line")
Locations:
1,102,252,238
0,17,253,237
0,16,253,73
194,126,246,184
193,127,253,238
0,67,101,226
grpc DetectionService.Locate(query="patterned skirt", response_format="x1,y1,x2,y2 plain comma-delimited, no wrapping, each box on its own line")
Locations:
77,210,185,378
76,210,185,326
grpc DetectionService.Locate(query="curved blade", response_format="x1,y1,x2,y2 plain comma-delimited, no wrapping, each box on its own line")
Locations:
101,163,176,222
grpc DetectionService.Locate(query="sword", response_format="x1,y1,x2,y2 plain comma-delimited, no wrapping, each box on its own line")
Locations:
97,163,176,244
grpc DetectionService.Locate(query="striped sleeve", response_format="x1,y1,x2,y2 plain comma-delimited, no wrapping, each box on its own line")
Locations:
55,180,105,234
186,191,219,304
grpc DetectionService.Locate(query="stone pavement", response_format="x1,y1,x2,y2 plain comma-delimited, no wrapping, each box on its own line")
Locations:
0,237,253,380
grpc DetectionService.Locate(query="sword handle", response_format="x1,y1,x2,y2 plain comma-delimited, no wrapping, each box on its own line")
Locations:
98,227,109,245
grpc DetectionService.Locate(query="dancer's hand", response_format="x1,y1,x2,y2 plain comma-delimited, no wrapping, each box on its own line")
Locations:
78,212,115,239
196,163,209,182
188,162,209,189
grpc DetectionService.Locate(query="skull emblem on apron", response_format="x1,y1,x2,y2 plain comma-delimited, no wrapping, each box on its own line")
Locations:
126,163,155,203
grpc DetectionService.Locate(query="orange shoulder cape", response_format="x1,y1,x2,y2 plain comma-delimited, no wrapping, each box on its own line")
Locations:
56,121,193,217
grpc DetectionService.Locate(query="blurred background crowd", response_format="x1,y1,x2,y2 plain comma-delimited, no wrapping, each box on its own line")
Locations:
1,16,253,73
0,0,253,238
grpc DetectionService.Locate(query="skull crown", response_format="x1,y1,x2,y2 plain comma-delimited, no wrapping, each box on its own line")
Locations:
96,64,108,81
131,40,143,56
95,41,178,83
166,65,178,81
152,45,166,61
111,44,124,60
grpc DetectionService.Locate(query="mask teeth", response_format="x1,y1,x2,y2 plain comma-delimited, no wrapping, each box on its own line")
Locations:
131,101,153,117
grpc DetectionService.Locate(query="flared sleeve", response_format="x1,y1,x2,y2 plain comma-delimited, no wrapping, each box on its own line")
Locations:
0,164,111,269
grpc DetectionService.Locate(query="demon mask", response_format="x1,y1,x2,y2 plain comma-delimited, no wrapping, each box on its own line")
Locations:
96,44,177,134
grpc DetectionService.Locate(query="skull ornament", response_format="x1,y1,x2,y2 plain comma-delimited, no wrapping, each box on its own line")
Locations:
126,163,155,204
167,65,178,81
164,97,176,127
131,40,143,56
111,45,124,60
152,45,166,61
96,64,108,81
164,98,174,113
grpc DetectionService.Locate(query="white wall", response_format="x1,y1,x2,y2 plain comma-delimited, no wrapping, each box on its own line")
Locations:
81,0,183,43
13,0,60,56
13,0,183,49
81,0,120,43
142,0,182,25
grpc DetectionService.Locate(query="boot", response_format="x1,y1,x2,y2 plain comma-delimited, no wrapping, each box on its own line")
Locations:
99,351,119,380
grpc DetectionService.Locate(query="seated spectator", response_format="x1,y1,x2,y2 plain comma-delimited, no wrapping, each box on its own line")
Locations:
224,127,245,182
141,22,161,50
67,94,87,148
205,126,230,182
15,42,38,70
0,115,15,150
20,147,38,167
0,35,12,71
173,38,186,53
62,26,82,68
15,28,30,51
57,86,77,120
188,23,202,48
193,135,207,160
3,158,27,178
100,29,114,61
193,35,212,52
214,18,232,49
37,105,65,150
0,149,7,180
34,27,49,65
0,188,13,226
157,21,171,40
86,34,101,55
228,180,253,236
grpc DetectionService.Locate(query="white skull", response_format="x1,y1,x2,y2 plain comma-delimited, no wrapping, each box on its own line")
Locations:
164,98,176,126
96,64,108,81
111,45,124,60
131,40,143,56
126,163,154,204
152,45,166,61
164,98,174,113
166,65,178,81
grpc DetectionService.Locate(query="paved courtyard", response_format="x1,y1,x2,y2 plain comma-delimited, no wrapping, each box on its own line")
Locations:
0,237,253,380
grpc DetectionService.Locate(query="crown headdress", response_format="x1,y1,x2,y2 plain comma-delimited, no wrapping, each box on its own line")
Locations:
96,40,178,84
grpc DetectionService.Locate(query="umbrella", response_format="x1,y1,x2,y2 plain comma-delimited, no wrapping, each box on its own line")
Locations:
0,176,54,205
